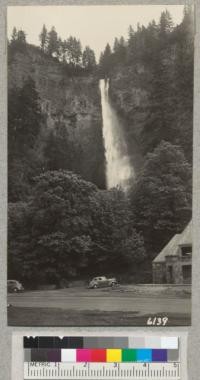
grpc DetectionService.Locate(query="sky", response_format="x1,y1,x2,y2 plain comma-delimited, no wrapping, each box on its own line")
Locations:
7,5,184,60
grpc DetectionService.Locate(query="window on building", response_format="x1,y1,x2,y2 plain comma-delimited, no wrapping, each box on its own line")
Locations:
181,245,192,257
182,265,192,283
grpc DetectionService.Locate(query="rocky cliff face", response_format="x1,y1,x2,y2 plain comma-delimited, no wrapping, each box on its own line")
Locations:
8,45,105,188
109,65,150,141
109,43,193,164
108,65,151,171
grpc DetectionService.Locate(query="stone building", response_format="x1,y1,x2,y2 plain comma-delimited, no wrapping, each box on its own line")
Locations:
152,221,192,284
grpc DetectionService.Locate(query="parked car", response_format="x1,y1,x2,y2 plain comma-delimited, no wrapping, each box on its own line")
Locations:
88,276,118,289
7,280,24,293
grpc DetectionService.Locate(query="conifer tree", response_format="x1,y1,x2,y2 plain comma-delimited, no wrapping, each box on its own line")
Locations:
159,9,173,39
17,30,26,44
8,77,42,151
113,37,120,53
9,29,27,52
82,46,96,70
128,25,134,40
99,43,112,77
131,141,192,256
113,37,126,64
66,36,82,65
47,26,59,56
11,27,18,43
39,24,48,51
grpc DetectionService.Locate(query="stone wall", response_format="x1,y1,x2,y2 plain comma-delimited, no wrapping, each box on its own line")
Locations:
153,256,192,284
152,262,166,283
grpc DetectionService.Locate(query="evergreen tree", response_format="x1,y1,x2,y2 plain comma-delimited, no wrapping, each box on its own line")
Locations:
57,37,64,60
174,5,194,107
8,78,43,201
172,5,194,161
11,27,18,43
127,26,135,62
99,43,112,77
10,28,26,50
143,20,158,64
127,23,146,63
66,36,82,65
131,141,192,256
90,188,146,272
60,39,68,62
113,36,126,64
141,47,174,153
8,77,42,152
128,25,134,40
17,30,26,44
47,26,59,56
159,9,174,41
113,37,120,53
82,46,96,70
39,24,48,51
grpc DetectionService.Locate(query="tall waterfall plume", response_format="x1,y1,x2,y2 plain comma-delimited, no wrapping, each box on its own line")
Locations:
100,79,134,190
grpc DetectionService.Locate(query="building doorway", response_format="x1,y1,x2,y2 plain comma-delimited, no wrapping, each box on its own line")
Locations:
168,265,173,283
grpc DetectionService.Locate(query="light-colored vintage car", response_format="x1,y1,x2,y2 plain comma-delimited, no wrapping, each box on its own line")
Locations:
88,276,118,289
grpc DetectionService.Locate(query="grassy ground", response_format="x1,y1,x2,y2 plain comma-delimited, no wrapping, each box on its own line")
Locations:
8,307,191,327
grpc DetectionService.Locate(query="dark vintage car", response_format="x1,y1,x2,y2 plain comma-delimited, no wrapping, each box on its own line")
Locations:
7,280,24,293
88,276,118,289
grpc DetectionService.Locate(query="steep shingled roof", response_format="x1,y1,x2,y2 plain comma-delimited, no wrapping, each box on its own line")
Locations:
178,220,192,246
153,221,192,263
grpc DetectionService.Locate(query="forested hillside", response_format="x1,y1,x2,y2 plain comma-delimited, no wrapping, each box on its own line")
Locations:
8,34,105,202
99,8,193,161
8,26,146,286
8,8,193,287
99,6,193,258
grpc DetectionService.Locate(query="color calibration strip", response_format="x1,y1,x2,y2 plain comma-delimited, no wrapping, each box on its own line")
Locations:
25,348,179,363
24,337,179,363
24,336,178,349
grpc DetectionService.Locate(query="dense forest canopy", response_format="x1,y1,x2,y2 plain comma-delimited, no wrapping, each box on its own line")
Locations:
9,25,97,73
99,7,193,161
8,171,145,286
8,6,193,287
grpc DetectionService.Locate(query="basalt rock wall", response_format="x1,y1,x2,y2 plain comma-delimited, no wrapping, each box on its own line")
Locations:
8,45,105,188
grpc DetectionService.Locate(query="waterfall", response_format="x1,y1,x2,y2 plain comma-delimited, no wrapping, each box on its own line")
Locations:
100,79,134,190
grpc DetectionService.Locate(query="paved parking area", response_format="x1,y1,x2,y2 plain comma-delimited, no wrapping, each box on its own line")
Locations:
8,286,191,315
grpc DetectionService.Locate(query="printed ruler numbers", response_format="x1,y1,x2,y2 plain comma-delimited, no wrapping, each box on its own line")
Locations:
24,362,180,379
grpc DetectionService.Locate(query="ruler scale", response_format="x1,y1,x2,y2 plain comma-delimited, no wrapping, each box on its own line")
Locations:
24,362,180,379
24,336,180,380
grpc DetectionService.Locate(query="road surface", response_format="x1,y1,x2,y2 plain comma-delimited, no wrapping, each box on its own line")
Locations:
8,287,191,315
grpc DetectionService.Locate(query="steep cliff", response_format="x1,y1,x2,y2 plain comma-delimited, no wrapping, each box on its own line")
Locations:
107,12,193,164
8,44,105,191
109,44,193,163
109,64,150,149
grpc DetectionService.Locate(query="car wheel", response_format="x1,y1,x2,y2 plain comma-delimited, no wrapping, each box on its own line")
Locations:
93,284,97,289
111,282,117,287
13,288,18,292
